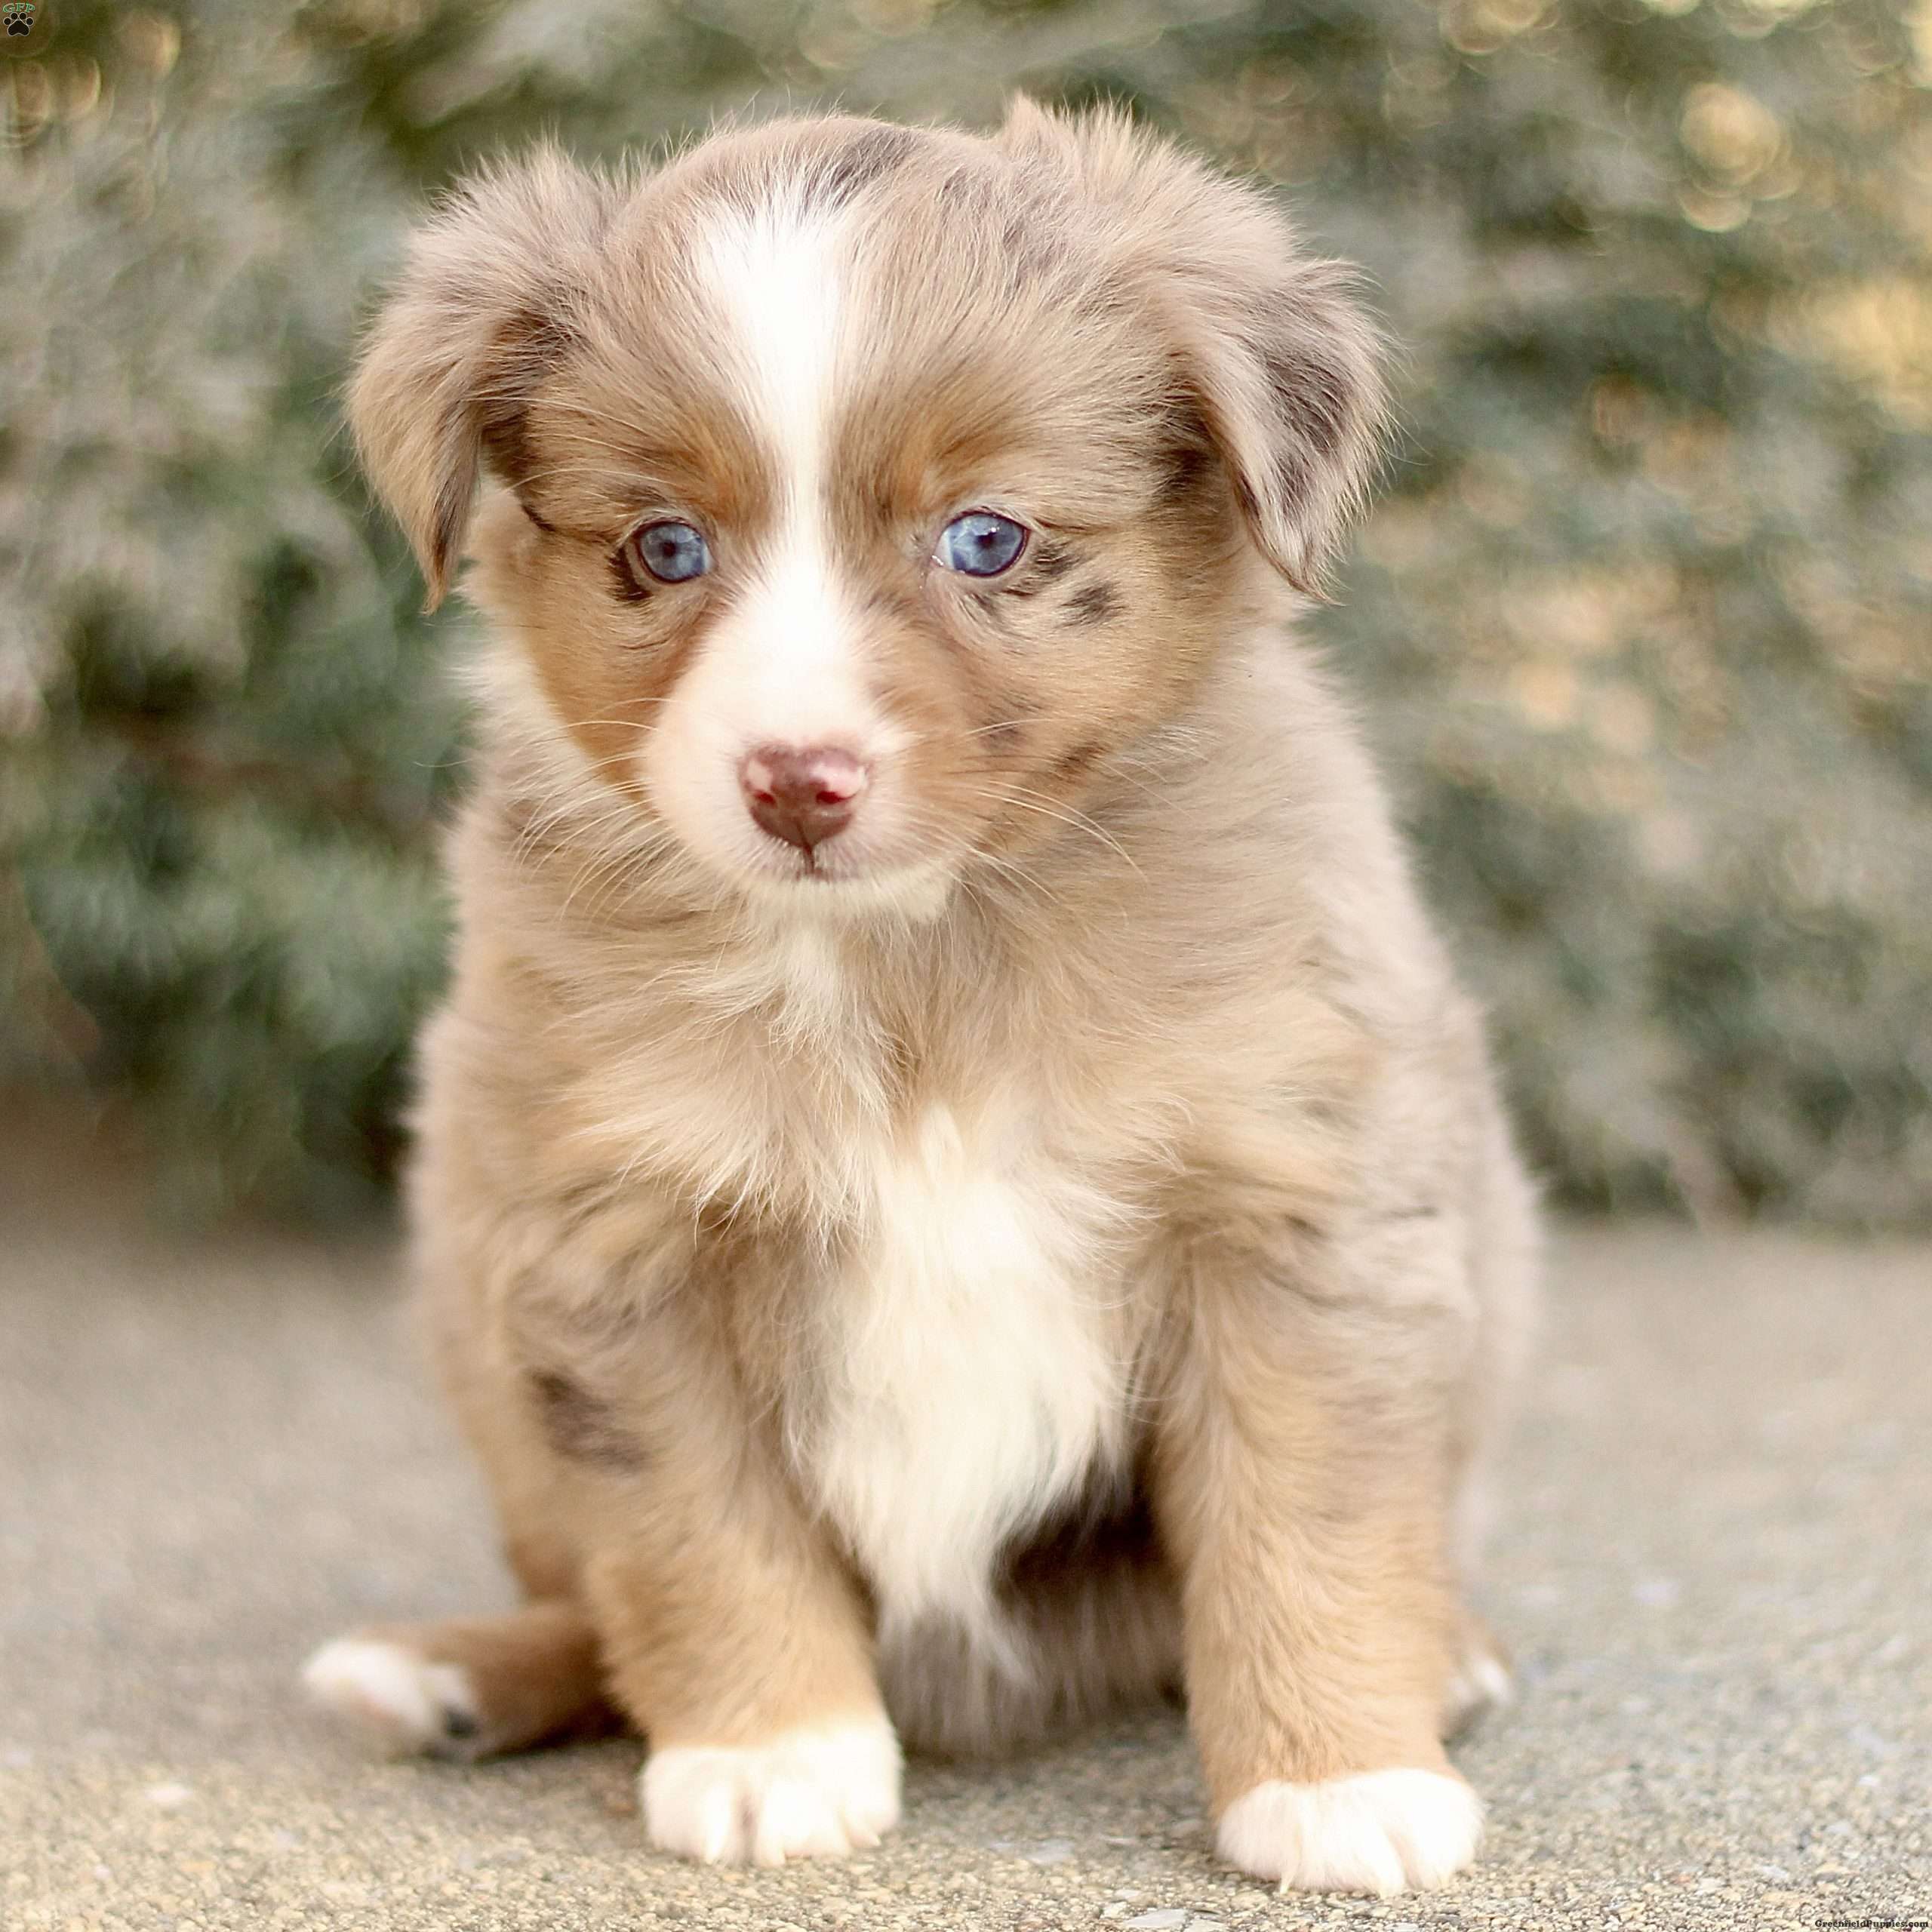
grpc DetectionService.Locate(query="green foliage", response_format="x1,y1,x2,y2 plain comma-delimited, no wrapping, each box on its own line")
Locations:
3,0,1928,1221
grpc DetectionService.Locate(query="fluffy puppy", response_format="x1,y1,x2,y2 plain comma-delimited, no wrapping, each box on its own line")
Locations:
303,103,1537,1895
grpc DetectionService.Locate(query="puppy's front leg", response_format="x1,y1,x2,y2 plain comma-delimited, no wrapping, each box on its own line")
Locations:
571,1391,898,1866
1153,1255,1481,1896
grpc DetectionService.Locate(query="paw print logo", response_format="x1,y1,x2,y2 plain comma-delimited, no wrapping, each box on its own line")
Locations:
2,2,35,36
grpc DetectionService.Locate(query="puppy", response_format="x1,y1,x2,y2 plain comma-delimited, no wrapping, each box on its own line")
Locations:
303,104,1537,1895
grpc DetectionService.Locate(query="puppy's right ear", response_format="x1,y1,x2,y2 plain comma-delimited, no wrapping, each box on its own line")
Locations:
349,148,616,608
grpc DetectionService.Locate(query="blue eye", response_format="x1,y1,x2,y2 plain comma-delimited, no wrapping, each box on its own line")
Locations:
936,510,1028,578
626,519,711,585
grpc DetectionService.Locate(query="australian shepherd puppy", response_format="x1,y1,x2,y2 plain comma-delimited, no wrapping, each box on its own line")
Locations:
303,103,1537,1896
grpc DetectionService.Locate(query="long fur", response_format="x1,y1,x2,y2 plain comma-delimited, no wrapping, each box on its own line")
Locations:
308,104,1538,1896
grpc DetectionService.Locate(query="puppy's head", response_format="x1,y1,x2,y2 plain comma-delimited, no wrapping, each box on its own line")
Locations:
351,106,1386,914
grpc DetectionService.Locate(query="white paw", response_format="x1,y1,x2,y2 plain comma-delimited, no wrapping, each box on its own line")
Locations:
1217,1767,1483,1895
641,1717,902,1866
302,1638,480,1755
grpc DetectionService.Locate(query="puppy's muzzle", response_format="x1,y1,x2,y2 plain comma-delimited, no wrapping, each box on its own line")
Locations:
740,744,869,854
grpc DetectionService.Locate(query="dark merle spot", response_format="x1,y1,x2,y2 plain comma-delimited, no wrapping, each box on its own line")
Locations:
1257,334,1355,470
1064,580,1121,627
814,127,920,207
1161,444,1213,503
527,1368,648,1472
1029,542,1075,586
1051,738,1105,783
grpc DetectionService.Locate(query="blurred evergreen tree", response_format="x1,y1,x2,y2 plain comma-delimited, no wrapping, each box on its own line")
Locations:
3,0,1927,1221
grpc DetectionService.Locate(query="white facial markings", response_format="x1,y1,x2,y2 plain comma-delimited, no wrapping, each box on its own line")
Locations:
638,191,910,894
709,187,842,533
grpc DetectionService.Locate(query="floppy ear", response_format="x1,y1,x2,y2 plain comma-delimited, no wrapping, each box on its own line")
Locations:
348,146,617,608
1000,100,1388,593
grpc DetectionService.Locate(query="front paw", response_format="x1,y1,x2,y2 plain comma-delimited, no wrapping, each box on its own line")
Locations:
1217,1767,1483,1895
641,1716,903,1866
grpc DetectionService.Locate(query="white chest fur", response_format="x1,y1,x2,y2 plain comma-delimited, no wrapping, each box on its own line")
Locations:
794,1103,1127,1649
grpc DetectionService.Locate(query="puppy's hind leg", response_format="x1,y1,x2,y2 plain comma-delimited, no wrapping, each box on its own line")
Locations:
305,1599,617,1761
304,1372,617,1761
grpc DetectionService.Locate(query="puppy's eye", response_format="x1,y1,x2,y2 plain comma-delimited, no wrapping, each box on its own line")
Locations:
935,511,1028,578
623,520,712,586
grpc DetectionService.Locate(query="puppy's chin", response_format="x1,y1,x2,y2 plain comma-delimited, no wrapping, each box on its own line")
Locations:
737,857,959,925
681,820,961,926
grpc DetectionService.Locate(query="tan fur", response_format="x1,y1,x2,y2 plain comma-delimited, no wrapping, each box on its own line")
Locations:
350,1603,617,1756
317,103,1537,1890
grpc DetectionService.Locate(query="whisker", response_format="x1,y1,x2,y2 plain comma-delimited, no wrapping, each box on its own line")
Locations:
893,718,1035,752
967,783,1143,878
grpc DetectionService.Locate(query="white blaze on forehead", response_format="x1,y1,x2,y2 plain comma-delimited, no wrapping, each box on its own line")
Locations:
698,189,872,743
703,189,846,521
640,189,909,881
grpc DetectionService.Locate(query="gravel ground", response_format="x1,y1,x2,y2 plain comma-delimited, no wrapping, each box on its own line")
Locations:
3,1115,1930,1930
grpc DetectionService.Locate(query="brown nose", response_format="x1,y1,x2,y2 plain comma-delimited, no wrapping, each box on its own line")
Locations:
739,744,868,852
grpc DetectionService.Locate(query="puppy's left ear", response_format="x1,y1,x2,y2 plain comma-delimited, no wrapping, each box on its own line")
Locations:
1001,100,1389,593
